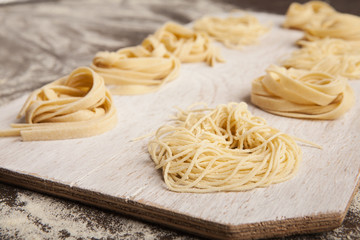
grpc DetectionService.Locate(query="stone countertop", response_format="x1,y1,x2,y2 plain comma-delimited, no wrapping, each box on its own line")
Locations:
0,0,359,239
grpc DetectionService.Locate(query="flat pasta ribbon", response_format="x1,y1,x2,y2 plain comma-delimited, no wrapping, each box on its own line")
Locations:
251,65,355,120
148,102,302,193
0,67,117,141
91,40,180,95
144,22,224,66
194,15,269,49
282,38,360,79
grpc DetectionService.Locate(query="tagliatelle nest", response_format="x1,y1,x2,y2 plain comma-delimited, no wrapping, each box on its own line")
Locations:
251,65,355,120
0,67,117,141
144,22,224,66
91,38,181,95
283,1,360,41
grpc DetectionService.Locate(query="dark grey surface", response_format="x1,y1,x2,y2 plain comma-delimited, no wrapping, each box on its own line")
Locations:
0,0,359,239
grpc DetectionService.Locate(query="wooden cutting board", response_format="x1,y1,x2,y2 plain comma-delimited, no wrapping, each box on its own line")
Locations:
0,12,359,240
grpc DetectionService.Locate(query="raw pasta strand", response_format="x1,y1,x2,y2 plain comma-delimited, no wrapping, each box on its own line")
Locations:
148,102,302,193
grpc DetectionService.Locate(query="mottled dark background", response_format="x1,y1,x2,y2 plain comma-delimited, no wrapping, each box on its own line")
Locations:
0,0,359,239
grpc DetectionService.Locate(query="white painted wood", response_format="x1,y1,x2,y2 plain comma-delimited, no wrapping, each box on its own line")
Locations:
0,12,359,237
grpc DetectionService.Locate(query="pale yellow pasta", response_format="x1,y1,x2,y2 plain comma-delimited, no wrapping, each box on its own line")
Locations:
148,102,302,193
282,38,360,79
251,65,355,120
144,22,224,66
0,67,117,141
194,15,269,49
284,1,360,41
283,1,335,30
91,38,180,95
304,13,360,41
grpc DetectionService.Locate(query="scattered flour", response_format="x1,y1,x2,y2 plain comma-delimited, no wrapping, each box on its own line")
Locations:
0,190,197,239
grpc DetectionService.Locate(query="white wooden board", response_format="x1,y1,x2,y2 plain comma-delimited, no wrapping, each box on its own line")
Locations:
0,12,360,240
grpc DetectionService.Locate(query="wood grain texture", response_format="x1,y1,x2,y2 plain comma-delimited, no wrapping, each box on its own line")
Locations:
0,10,360,240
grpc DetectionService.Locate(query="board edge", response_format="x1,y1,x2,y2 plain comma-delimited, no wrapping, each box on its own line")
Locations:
0,167,352,240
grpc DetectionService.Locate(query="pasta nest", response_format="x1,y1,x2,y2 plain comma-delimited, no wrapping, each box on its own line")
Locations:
194,15,269,49
145,22,224,66
304,13,360,41
148,102,301,193
251,65,355,119
91,39,180,95
283,1,360,41
0,67,117,141
283,1,335,30
282,38,360,79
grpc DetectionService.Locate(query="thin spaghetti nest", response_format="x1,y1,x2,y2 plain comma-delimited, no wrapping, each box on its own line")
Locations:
148,102,301,193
